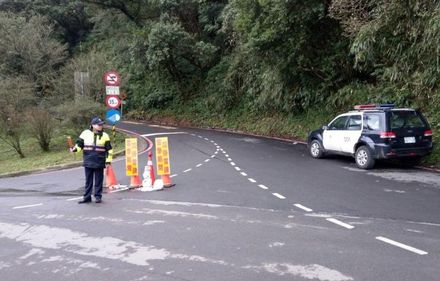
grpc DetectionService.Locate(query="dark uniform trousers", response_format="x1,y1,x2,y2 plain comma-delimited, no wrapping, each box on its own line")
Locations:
84,167,104,200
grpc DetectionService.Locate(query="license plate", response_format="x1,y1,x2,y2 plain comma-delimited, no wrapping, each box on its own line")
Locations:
404,137,416,143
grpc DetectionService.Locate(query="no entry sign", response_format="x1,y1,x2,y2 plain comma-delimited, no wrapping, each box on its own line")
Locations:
103,71,121,86
105,95,121,109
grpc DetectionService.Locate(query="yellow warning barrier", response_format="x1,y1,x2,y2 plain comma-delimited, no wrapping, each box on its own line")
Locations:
125,138,138,176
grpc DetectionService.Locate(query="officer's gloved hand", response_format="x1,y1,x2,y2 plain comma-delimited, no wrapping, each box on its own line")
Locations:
69,147,77,153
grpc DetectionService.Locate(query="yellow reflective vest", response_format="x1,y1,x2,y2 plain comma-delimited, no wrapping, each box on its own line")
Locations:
74,129,113,169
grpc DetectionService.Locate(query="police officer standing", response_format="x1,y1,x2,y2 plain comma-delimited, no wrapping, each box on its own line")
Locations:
71,117,113,204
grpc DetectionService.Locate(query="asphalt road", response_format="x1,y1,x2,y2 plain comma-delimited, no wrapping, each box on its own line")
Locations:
0,121,439,281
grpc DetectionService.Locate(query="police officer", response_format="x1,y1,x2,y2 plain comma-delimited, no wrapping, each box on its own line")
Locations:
71,117,113,204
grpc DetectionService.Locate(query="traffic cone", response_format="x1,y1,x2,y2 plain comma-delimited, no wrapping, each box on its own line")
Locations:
161,174,175,188
141,152,161,192
130,175,142,188
105,165,119,189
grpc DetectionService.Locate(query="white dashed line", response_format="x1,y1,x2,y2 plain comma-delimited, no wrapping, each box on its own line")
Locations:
211,155,215,158
210,140,215,143
170,174,178,178
272,193,286,199
258,184,269,190
240,172,248,176
376,236,428,255
235,167,241,171
204,138,209,141
183,169,192,173
13,203,43,210
230,162,236,166
66,197,83,201
196,164,202,168
248,178,257,183
294,204,313,212
227,158,232,161
326,218,355,229
204,159,210,163
225,154,229,157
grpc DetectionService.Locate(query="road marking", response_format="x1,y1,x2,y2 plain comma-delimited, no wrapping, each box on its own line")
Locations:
204,159,210,163
225,154,229,157
13,203,43,209
326,218,354,229
272,193,286,199
204,138,209,141
228,158,232,161
66,197,83,201
248,178,257,183
148,125,177,129
230,162,236,166
240,172,248,176
210,140,215,143
376,236,428,255
211,155,216,158
196,164,202,168
258,184,269,190
294,204,313,212
183,169,192,173
235,167,241,171
141,132,186,137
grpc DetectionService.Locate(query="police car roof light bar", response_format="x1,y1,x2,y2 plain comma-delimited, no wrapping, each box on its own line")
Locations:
354,104,395,110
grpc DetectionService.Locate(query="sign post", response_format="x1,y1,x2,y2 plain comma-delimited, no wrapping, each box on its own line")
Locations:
103,70,121,145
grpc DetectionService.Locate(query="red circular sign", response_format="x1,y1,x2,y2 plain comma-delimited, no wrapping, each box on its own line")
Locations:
103,71,121,86
105,95,121,109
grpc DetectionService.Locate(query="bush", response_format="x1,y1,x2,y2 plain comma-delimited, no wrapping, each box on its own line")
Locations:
27,108,55,152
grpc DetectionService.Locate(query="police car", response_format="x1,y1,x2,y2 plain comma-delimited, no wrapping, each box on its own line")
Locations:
307,104,433,169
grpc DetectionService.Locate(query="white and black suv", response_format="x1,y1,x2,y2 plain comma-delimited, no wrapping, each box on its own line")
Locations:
307,104,434,169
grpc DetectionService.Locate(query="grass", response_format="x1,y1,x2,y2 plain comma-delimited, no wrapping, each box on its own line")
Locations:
0,129,128,176
129,105,440,168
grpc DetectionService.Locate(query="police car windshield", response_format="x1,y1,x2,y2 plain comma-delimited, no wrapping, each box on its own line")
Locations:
389,111,425,129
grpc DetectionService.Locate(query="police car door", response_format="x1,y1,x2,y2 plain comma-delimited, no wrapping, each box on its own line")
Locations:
341,114,363,154
323,115,349,151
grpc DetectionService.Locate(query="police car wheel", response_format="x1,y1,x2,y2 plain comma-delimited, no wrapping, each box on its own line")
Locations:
355,146,375,169
309,140,324,159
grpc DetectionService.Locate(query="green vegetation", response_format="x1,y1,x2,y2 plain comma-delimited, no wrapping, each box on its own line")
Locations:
0,0,439,168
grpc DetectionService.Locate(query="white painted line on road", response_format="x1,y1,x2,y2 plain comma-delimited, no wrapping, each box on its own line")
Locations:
141,132,186,137
235,167,241,171
204,159,210,163
294,204,313,212
109,187,130,193
148,125,177,129
258,184,269,190
170,174,178,178
211,155,216,158
240,172,248,176
183,169,192,173
326,218,355,229
376,236,428,255
13,203,43,210
210,140,215,143
272,193,286,199
225,154,229,157
67,197,83,201
248,178,257,183
204,138,209,141
230,162,236,166
227,158,232,161
191,134,196,136
196,164,202,168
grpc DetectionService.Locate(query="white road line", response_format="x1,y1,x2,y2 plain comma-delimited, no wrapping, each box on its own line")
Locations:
109,187,130,193
258,184,269,190
204,138,209,141
170,174,178,178
148,125,177,129
183,169,192,173
248,178,257,183
204,159,210,163
225,155,229,157
294,204,313,212
235,167,241,171
66,197,83,201
13,203,43,209
191,134,196,136
210,140,215,143
240,172,248,176
376,236,428,255
228,158,232,161
230,162,236,166
141,132,186,137
272,193,286,199
196,164,202,168
211,155,215,158
213,143,218,146
326,218,355,229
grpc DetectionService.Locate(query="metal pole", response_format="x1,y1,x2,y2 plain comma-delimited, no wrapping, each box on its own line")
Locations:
112,125,116,147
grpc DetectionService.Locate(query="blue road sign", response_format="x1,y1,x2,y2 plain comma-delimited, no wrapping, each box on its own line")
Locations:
106,109,121,125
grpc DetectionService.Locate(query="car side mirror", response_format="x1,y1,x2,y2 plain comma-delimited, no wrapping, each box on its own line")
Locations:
322,125,328,130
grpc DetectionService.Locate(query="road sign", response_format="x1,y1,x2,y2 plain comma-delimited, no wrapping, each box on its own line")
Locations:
105,95,121,109
106,109,121,125
106,86,120,95
155,137,171,176
125,138,138,176
103,71,121,86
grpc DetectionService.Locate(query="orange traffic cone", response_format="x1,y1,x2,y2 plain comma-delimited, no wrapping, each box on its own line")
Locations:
130,175,142,188
105,165,119,189
148,152,156,184
162,174,175,188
